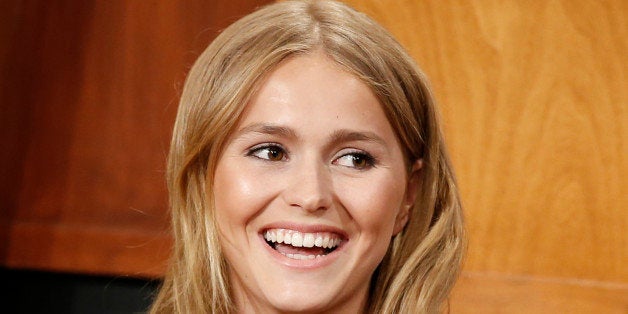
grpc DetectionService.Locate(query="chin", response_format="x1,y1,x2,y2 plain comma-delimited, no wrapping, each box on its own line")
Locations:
262,288,351,314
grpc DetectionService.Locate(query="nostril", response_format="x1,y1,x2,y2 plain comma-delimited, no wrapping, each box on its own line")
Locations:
289,200,329,212
284,162,333,211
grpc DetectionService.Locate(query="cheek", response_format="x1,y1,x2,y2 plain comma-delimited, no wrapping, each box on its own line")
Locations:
213,161,275,231
338,174,406,234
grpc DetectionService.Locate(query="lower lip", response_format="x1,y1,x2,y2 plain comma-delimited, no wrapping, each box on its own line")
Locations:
259,235,345,270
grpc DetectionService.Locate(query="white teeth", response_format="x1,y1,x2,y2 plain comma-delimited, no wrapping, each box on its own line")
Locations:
331,238,339,248
303,233,315,248
264,229,342,250
292,232,303,247
284,230,292,245
314,235,323,247
322,234,330,248
282,253,319,260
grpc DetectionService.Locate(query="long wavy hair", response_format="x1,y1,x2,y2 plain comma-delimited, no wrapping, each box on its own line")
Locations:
150,1,465,313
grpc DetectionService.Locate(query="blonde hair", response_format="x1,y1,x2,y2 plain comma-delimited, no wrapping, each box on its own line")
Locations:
150,1,465,313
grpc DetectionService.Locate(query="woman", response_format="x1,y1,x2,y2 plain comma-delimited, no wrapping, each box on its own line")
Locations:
150,0,464,313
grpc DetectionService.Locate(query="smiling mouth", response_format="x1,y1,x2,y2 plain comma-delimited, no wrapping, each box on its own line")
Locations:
263,229,343,260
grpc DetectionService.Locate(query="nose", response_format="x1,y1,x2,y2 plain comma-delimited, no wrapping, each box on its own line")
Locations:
283,157,333,212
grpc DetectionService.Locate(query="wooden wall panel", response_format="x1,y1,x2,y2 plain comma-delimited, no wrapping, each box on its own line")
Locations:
0,0,39,263
1,0,271,277
449,272,627,314
344,0,627,311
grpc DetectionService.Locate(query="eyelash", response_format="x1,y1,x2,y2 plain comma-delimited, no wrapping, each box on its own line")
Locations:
245,144,377,170
246,143,287,162
333,150,377,170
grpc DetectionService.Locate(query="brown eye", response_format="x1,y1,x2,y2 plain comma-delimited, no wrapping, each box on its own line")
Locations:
334,152,375,170
350,155,366,168
248,145,287,161
266,147,284,161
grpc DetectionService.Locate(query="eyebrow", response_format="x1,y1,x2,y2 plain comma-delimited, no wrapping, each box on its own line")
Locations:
235,123,387,147
328,129,387,147
235,123,299,139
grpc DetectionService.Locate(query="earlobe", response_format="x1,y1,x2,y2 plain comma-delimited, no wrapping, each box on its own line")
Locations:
393,159,423,236
392,207,410,235
412,159,424,172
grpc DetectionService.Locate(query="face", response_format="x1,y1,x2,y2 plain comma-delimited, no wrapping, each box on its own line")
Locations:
212,53,420,313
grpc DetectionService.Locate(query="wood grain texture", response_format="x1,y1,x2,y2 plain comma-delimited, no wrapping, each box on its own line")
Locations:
344,0,627,283
449,272,628,313
344,1,627,311
1,0,271,277
7,221,170,278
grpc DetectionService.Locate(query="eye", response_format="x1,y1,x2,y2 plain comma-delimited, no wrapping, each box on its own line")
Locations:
333,151,376,170
247,144,287,161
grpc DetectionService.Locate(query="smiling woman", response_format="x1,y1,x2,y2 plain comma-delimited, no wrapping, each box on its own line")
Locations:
150,1,464,313
213,53,420,312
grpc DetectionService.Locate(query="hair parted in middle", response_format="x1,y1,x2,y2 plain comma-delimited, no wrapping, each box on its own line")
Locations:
151,1,465,313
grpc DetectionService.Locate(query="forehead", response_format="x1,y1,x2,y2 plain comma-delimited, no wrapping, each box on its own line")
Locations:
236,52,396,141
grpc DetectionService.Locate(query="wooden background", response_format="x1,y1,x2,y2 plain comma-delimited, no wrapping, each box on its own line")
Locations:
0,0,270,278
1,0,626,312
344,0,627,312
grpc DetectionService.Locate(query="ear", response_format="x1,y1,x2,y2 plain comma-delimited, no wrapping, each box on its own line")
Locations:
393,159,423,236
